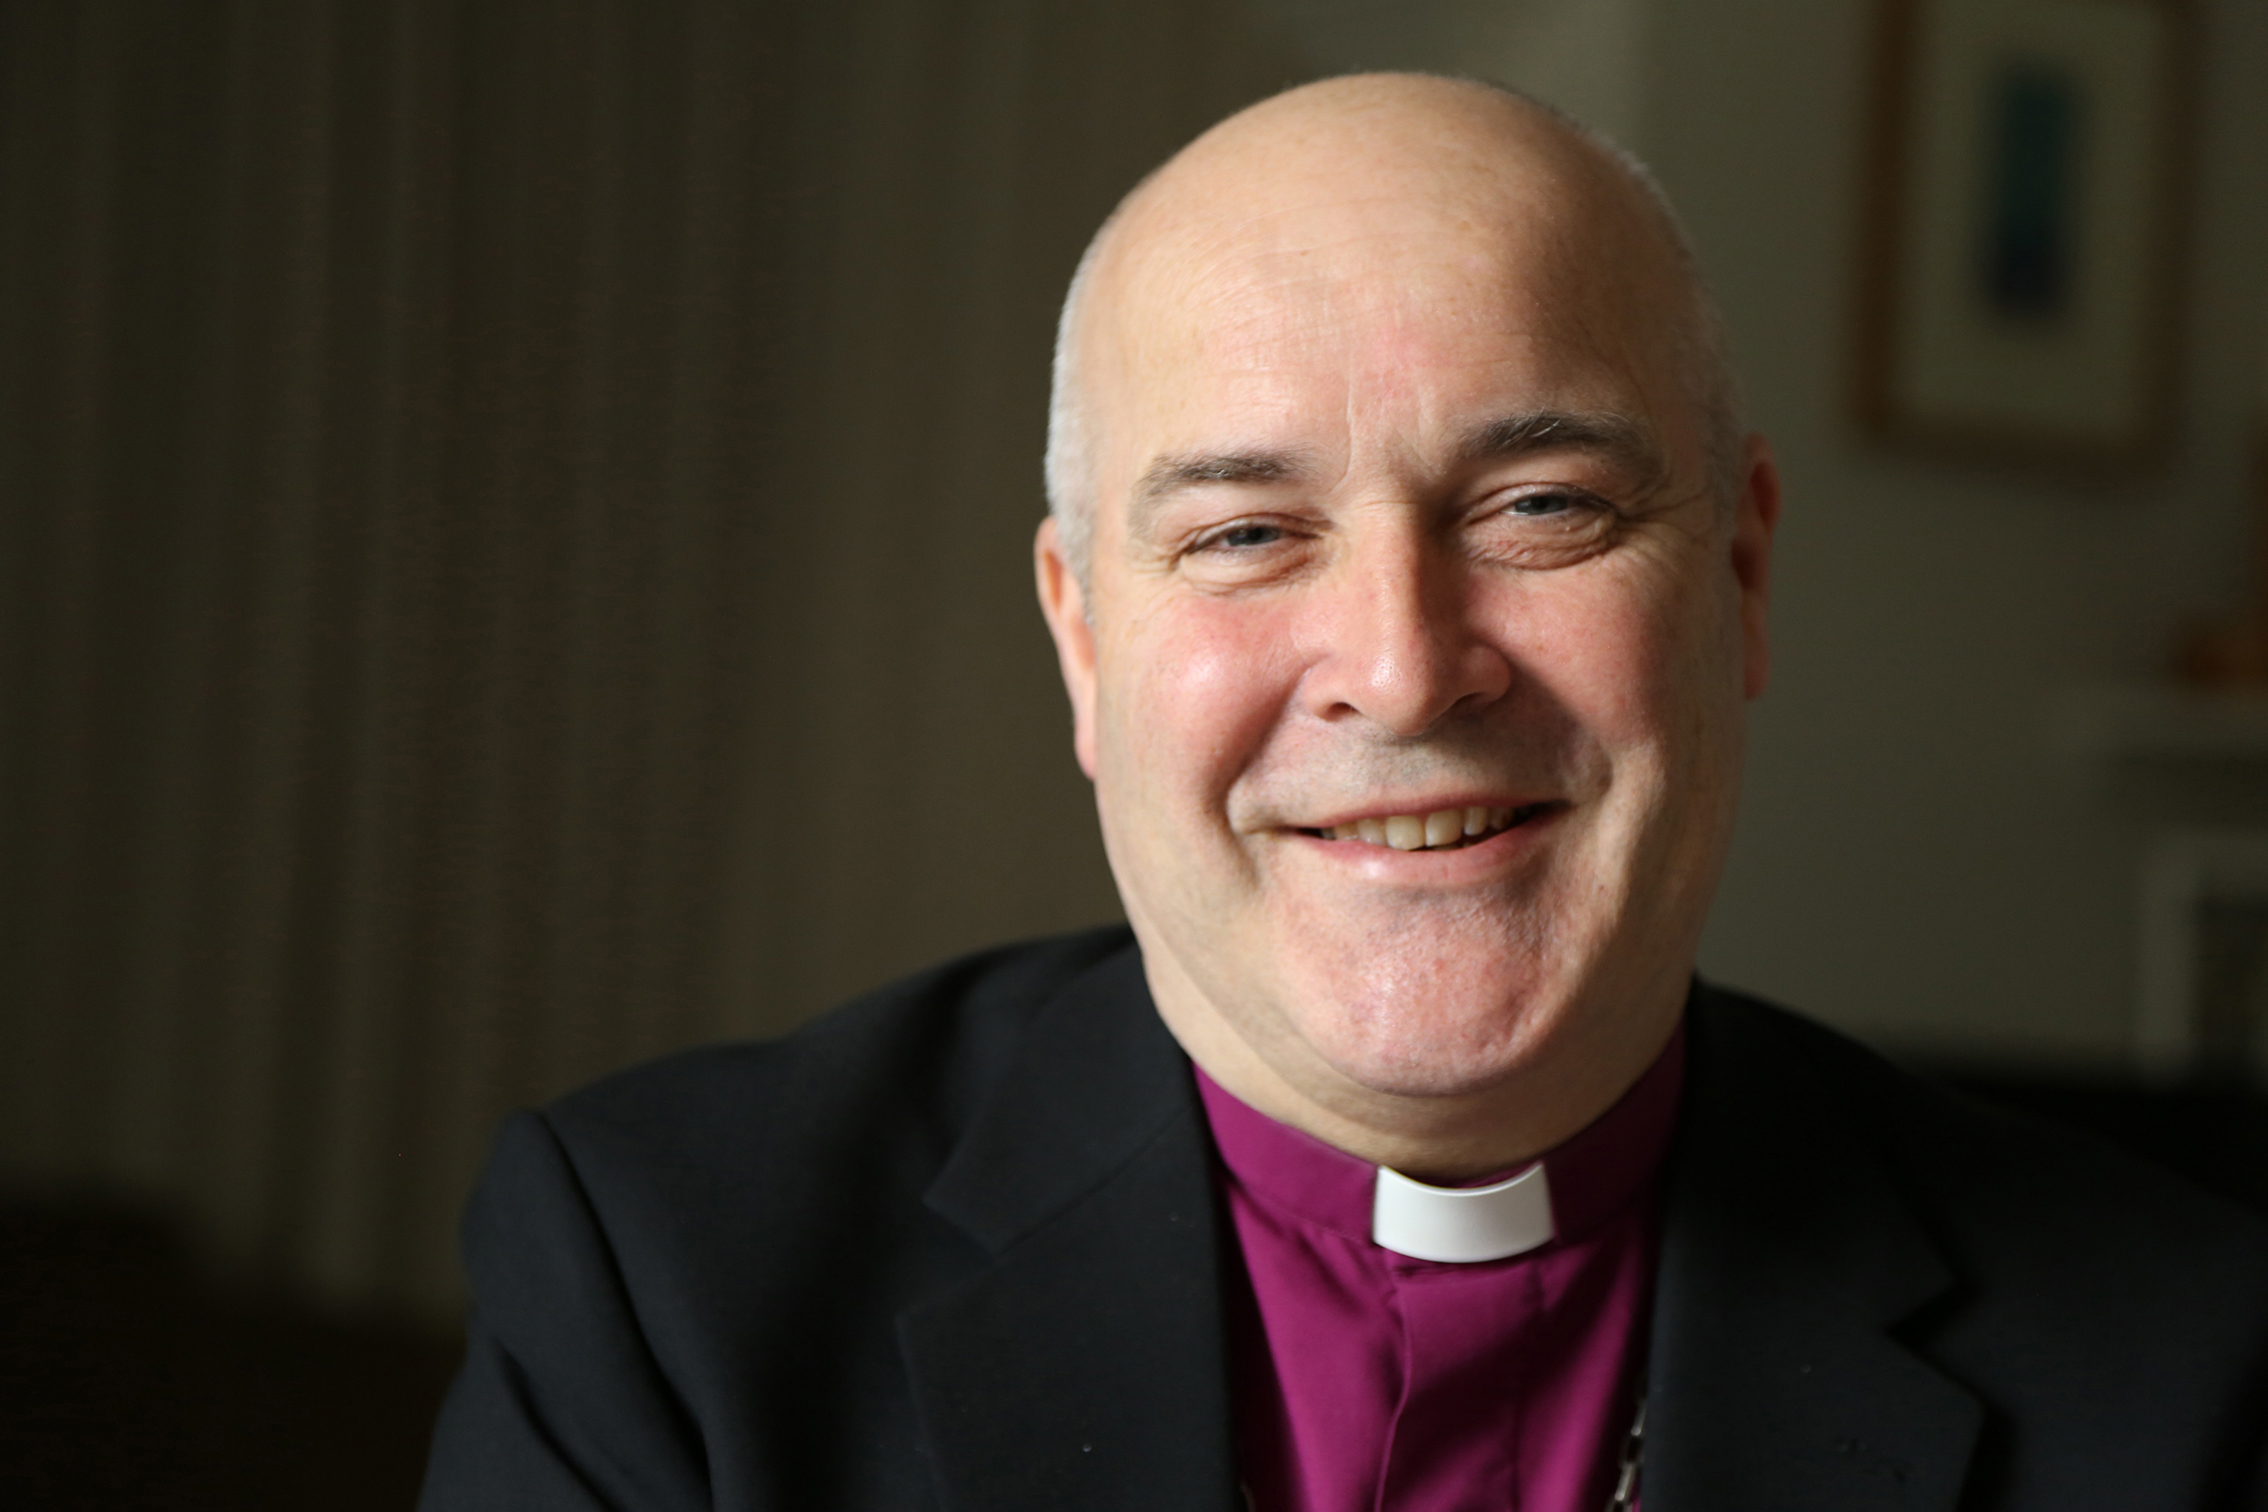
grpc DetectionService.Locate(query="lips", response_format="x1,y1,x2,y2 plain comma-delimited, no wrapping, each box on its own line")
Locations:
1299,802,1560,852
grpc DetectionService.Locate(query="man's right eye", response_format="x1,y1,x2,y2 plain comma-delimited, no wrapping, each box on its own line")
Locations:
1173,515,1318,588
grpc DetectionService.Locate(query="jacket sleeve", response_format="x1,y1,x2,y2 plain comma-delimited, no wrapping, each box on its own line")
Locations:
418,1110,711,1511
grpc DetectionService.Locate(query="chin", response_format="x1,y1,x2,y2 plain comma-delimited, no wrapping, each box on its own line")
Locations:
1268,886,1585,1065
1317,1047,1532,1102
1283,958,1572,1101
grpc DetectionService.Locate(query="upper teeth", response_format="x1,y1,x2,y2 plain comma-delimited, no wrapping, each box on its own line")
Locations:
1330,806,1522,851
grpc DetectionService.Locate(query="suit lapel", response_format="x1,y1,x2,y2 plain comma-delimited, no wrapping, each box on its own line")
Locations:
899,946,1241,1512
899,956,1986,1512
1646,988,1983,1510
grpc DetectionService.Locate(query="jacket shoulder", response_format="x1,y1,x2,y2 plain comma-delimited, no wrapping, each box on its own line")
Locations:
544,925,1139,1164
1694,984,2268,1267
429,928,1145,1511
1675,986,2268,1506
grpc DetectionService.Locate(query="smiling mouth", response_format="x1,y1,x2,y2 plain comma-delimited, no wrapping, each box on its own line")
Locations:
1298,802,1560,853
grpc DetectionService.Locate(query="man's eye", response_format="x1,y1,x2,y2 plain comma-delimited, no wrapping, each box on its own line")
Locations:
1474,488,1619,571
1508,491,1583,517
1204,522,1285,550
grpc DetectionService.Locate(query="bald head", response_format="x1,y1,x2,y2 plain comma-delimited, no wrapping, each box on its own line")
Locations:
1030,72,1780,1173
1045,74,1740,581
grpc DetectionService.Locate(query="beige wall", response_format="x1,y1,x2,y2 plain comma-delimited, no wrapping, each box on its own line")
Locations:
1640,0,2268,1062
1244,0,1651,143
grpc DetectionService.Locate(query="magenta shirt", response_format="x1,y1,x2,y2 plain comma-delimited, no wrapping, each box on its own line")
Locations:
1195,1027,1684,1512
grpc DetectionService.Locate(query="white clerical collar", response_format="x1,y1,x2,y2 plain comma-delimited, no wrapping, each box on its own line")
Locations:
1371,1160,1555,1263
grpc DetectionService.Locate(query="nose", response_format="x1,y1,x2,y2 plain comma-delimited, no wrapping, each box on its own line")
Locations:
1297,531,1513,737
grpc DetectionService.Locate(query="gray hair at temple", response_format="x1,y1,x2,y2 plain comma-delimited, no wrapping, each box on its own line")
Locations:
1041,78,1746,590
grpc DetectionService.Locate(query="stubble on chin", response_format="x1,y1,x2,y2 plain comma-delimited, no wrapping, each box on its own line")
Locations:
1243,877,1585,1101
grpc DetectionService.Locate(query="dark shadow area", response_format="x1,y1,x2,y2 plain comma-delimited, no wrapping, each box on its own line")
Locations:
0,1202,459,1512
4,1073,2261,1509
1937,1072,2268,1217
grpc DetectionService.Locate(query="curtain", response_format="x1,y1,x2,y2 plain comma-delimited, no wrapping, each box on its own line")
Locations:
0,0,1297,1319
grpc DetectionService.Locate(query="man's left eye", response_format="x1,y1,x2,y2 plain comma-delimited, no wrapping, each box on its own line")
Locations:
1508,491,1581,517
1473,488,1619,570
1208,522,1284,549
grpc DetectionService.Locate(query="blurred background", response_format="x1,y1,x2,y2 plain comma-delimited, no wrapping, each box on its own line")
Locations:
3,0,2264,1506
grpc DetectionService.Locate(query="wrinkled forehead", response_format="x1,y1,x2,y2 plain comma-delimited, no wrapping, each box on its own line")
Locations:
1081,149,1694,492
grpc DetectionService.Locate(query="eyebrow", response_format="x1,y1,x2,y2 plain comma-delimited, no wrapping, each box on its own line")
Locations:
1456,409,1666,483
1125,409,1668,534
1129,448,1314,533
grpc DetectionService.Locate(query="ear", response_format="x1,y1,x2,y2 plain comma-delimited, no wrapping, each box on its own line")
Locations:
1731,433,1781,701
1034,516,1101,778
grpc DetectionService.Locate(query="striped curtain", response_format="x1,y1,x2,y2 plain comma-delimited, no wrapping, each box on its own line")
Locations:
0,0,1295,1319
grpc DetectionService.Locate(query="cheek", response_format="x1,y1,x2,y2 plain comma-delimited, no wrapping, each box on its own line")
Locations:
1488,555,1738,764
1098,600,1300,804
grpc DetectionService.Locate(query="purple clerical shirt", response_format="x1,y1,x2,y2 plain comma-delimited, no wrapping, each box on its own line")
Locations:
1195,1026,1684,1512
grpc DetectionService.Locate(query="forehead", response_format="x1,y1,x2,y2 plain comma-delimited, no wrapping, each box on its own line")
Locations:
1088,163,1682,477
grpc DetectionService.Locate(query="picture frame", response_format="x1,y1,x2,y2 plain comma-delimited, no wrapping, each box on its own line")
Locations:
1852,0,2195,471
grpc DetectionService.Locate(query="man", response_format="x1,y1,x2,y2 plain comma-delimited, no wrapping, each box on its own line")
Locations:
420,76,2268,1511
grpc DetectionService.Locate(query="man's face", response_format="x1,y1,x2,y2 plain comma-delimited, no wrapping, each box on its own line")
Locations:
1039,126,1774,1140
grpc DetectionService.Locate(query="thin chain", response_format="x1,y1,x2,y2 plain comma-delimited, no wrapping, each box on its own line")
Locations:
1604,1376,1647,1512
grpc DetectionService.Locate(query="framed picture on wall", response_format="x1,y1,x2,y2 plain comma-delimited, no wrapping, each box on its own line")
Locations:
1853,0,2194,470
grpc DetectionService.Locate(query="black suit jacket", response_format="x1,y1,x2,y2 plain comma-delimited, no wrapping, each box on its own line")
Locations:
419,928,2268,1510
